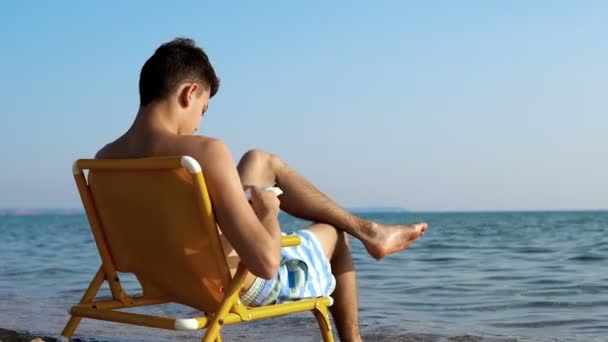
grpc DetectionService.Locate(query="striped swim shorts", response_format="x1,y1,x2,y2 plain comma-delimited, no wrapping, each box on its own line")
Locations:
240,229,336,307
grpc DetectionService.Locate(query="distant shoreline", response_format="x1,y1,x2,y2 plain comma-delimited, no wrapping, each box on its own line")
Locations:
1,208,607,217
0,209,84,217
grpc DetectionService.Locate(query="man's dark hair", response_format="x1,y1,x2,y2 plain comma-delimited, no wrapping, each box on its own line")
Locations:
139,38,220,106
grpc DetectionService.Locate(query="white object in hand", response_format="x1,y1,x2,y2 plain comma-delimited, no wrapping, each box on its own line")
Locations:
245,186,283,200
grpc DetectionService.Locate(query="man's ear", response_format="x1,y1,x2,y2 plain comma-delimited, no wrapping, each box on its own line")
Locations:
179,83,200,108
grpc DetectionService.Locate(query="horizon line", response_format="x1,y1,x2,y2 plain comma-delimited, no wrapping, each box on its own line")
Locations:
1,207,607,216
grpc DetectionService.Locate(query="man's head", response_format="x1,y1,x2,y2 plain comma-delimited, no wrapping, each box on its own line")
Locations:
139,38,219,133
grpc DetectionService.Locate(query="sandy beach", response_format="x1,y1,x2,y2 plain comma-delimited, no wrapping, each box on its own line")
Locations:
0,328,56,342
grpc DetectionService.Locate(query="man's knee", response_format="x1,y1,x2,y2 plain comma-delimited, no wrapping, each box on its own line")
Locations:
337,231,350,249
240,149,267,165
241,148,283,170
313,223,348,246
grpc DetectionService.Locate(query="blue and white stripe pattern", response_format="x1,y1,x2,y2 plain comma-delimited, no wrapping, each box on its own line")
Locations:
276,230,336,302
241,230,336,307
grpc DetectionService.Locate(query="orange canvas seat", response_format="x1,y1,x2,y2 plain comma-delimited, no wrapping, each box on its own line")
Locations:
60,156,334,341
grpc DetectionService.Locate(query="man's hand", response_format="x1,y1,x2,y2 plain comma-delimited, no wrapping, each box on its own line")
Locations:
249,186,280,222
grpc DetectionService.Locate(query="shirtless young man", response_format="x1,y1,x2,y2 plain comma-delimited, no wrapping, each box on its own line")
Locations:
96,38,428,342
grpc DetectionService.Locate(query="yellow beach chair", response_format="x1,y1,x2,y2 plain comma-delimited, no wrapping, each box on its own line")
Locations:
60,156,334,342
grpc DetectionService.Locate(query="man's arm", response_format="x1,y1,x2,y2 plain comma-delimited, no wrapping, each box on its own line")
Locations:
195,138,282,279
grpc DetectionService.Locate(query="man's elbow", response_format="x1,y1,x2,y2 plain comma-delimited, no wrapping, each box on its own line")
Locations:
252,249,281,280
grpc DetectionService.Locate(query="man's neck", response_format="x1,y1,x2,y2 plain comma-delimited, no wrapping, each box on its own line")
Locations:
133,102,183,135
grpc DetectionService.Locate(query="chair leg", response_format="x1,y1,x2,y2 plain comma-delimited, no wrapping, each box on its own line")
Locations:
202,264,248,342
313,305,334,342
60,266,106,340
201,316,223,342
60,316,82,341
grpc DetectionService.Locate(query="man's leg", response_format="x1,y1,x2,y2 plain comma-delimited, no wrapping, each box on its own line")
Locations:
237,149,428,260
239,154,363,341
305,224,361,342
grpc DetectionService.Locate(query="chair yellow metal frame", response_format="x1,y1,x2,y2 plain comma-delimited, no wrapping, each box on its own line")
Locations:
60,156,334,342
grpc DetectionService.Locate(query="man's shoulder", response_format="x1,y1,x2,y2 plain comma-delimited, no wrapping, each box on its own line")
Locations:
177,135,235,179
92,134,231,165
94,143,113,159
179,134,224,153
178,135,230,163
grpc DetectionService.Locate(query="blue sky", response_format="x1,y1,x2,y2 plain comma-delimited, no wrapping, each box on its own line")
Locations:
0,1,606,211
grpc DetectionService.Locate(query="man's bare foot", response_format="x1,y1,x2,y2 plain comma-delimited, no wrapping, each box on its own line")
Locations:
361,222,428,260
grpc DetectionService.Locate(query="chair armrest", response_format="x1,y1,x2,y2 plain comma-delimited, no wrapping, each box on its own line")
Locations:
281,235,301,247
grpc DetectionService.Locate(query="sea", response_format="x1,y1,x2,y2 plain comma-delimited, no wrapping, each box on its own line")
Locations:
1,211,607,342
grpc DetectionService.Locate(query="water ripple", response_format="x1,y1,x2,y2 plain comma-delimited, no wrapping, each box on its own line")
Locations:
2,211,608,341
